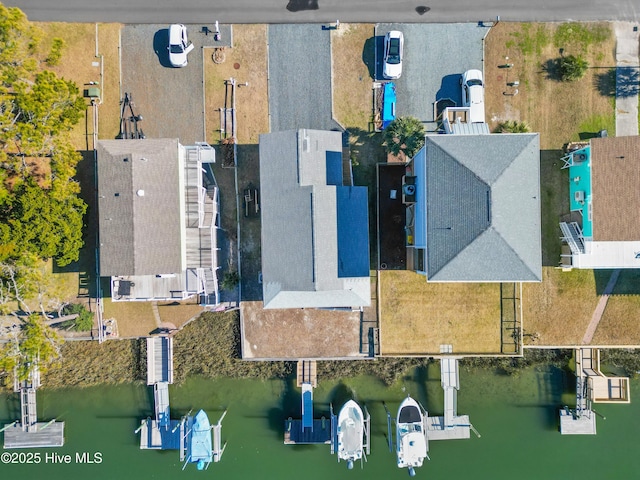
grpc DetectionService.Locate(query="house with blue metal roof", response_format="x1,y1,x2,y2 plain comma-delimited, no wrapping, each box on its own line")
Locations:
259,129,371,309
560,136,640,269
403,133,542,282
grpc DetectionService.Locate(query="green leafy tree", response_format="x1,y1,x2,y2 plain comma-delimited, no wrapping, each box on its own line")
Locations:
559,54,588,82
45,37,65,66
382,116,426,160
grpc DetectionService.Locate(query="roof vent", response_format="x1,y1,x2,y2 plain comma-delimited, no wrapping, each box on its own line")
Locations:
140,157,148,162
136,189,145,197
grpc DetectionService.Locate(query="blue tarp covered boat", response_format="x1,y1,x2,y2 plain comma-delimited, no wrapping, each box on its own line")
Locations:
185,410,212,471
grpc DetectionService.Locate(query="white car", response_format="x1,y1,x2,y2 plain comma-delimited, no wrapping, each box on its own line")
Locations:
383,31,404,79
167,24,194,68
460,69,485,123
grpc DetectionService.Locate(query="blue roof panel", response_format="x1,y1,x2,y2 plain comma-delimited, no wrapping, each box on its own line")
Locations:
326,151,343,186
336,186,370,278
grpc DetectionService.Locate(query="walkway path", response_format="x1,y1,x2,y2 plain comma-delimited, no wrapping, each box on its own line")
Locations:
614,22,639,137
582,269,620,344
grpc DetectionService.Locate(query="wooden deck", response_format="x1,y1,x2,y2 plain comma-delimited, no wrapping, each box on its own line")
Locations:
3,422,65,449
296,360,317,387
559,409,596,435
139,418,184,450
426,415,471,440
146,336,174,385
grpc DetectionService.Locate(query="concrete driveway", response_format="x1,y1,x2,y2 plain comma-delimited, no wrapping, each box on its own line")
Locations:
120,24,232,145
376,23,490,130
268,24,341,132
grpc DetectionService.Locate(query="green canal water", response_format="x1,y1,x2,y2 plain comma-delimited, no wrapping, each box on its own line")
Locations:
1,364,639,479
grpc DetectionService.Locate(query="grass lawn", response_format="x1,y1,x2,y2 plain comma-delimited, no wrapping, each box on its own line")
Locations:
332,24,375,130
38,22,122,149
379,270,502,355
101,299,157,338
484,22,640,347
522,268,604,345
595,270,640,345
203,24,269,145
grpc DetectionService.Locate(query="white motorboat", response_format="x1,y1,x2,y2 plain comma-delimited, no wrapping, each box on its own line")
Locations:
336,400,364,469
396,396,427,476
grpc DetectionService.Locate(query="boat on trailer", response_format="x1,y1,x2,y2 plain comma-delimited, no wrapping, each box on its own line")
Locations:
336,400,364,469
396,396,427,476
184,409,213,471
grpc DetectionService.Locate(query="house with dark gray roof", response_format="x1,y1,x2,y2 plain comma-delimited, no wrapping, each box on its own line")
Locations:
97,139,220,303
259,129,370,309
404,133,542,282
560,136,640,269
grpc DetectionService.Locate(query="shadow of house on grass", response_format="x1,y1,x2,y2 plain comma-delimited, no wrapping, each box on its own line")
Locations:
53,150,98,299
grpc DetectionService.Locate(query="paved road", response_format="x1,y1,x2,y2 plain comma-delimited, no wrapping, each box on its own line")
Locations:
6,0,640,23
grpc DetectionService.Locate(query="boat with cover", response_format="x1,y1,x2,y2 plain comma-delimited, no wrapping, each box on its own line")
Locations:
336,400,364,469
186,409,213,471
396,396,427,476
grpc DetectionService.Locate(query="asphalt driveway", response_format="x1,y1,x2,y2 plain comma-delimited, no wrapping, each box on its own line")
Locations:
376,23,490,130
268,24,341,132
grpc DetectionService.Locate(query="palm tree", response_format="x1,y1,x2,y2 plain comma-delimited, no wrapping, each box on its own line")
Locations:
497,120,530,133
559,54,588,82
382,116,426,159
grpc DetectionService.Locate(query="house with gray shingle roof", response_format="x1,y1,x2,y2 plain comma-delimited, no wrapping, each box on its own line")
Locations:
560,136,640,269
97,139,220,303
404,133,542,282
259,129,371,309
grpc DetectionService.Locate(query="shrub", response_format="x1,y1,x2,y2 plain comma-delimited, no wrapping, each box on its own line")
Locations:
221,271,240,290
45,37,65,66
559,54,588,82
497,120,531,133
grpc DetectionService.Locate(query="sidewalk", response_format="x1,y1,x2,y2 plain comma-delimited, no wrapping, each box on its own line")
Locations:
614,22,639,136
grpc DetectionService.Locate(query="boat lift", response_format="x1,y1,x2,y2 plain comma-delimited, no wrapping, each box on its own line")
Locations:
284,361,332,445
137,336,228,465
3,365,65,449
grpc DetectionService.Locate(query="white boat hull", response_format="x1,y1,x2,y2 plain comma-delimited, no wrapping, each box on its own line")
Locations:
337,400,364,467
396,396,427,470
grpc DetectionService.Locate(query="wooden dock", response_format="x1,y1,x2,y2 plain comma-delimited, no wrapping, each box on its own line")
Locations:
426,415,471,440
147,336,174,385
296,360,317,387
559,408,596,435
138,418,185,450
3,422,65,449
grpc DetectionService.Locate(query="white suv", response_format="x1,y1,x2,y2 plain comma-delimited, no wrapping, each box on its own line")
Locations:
460,69,485,123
